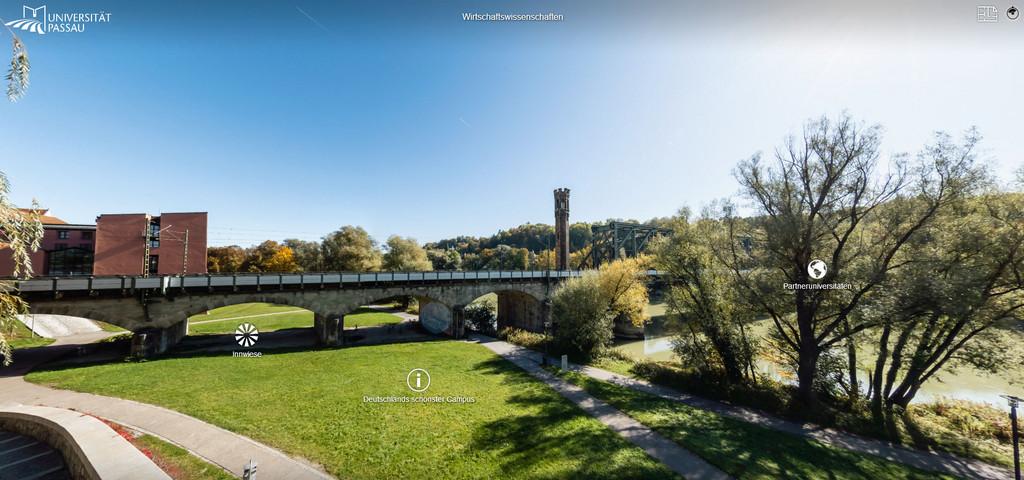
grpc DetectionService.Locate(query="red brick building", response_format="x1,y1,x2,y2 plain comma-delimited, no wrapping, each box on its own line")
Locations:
0,209,96,277
93,213,208,276
0,210,207,277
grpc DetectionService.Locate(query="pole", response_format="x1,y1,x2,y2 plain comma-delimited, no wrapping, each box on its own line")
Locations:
182,228,189,275
1012,401,1021,480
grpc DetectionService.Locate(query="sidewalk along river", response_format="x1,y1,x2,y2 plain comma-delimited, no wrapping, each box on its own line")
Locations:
613,304,1024,410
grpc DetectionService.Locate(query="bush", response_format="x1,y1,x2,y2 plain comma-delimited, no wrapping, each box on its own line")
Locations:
465,297,497,334
629,358,789,413
912,398,1014,443
498,327,550,351
551,273,613,357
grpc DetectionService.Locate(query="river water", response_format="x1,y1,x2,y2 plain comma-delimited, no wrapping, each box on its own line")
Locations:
613,304,1024,410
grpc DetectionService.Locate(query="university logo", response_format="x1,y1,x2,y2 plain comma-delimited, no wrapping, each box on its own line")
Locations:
5,5,46,35
4,4,111,35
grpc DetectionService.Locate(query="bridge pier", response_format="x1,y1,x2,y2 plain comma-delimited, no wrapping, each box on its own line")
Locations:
130,319,188,357
315,313,344,347
451,305,466,339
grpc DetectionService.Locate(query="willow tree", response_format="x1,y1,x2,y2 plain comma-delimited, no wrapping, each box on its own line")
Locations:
723,114,985,408
0,173,43,365
652,209,758,385
865,192,1024,414
0,24,33,363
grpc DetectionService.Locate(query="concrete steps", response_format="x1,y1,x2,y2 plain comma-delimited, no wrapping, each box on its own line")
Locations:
0,430,68,480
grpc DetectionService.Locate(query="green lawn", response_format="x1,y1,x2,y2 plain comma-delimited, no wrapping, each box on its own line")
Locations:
555,370,956,480
27,341,676,479
187,303,406,335
189,310,313,335
344,307,406,328
134,434,234,480
194,302,307,321
6,318,55,349
92,320,128,333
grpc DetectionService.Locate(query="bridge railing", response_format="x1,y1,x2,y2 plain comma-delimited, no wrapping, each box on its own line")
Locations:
10,270,665,295
9,270,634,294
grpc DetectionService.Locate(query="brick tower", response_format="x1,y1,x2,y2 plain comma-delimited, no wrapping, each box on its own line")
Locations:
554,188,570,270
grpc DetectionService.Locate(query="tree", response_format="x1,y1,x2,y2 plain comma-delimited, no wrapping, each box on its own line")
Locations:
207,245,245,273
0,172,43,365
866,193,1024,413
551,257,650,356
426,248,462,271
652,209,758,385
283,238,323,272
464,295,497,333
382,236,432,271
0,28,29,102
723,115,985,408
262,245,301,273
321,226,382,271
241,240,300,273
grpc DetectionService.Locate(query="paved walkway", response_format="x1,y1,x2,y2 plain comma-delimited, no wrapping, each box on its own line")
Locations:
0,335,333,480
472,335,731,480
548,349,1011,480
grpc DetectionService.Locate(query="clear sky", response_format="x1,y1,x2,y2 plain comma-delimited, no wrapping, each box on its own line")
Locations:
2,0,1020,246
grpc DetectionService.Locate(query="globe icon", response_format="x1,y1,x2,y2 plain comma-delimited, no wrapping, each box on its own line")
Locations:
807,260,828,280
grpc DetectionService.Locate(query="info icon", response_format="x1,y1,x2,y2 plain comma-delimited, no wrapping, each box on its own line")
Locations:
407,368,431,393
1009,6,1020,20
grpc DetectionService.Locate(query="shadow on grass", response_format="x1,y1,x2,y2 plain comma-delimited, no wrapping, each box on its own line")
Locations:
26,332,456,376
570,373,948,480
467,379,676,479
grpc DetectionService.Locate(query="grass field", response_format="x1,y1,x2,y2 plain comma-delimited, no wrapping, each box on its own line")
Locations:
554,369,955,480
187,303,406,335
27,341,676,479
92,320,128,333
344,307,406,328
6,318,55,349
134,434,234,480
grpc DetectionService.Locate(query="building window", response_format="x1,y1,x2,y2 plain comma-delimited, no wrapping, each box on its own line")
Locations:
54,243,67,250
57,230,69,240
81,231,93,240
79,244,91,250
148,255,159,275
149,219,161,248
48,247,93,276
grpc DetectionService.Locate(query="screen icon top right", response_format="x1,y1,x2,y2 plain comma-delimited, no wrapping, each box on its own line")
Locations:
976,5,1020,22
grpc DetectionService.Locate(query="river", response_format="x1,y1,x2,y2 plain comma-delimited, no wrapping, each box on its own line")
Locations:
613,304,1024,410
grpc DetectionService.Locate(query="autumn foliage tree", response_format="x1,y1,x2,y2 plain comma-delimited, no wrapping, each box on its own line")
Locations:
551,257,650,357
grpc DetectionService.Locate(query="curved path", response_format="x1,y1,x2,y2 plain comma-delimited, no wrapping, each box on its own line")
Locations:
473,336,731,480
0,334,333,480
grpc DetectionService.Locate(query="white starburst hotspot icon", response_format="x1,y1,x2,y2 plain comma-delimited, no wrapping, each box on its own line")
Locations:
235,323,259,348
807,259,828,280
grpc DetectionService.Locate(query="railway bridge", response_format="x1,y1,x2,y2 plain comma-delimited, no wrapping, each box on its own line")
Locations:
12,271,585,356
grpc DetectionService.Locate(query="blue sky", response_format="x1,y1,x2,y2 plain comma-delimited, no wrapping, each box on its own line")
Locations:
2,0,1020,246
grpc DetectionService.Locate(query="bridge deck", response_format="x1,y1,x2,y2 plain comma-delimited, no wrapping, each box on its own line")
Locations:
10,270,613,295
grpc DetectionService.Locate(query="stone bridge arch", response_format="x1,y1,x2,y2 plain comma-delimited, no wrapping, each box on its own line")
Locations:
23,279,557,356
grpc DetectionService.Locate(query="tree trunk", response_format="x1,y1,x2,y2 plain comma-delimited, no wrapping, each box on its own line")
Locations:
844,319,859,399
794,303,820,409
870,323,892,418
796,339,821,408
